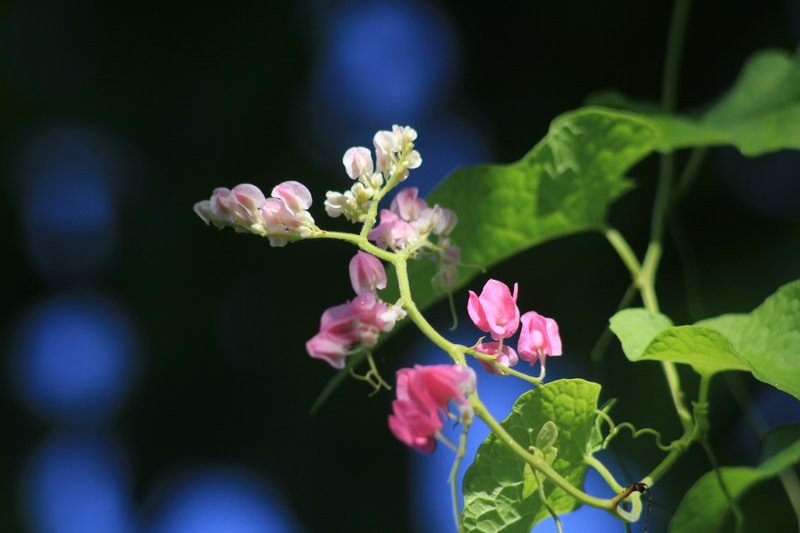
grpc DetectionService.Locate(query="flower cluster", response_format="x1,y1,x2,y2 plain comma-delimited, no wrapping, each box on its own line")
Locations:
305,251,404,369
193,181,316,246
388,364,476,453
325,125,421,223
468,279,562,375
369,187,461,288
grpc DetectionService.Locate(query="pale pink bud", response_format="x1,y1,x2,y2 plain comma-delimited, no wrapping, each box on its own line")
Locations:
405,150,422,170
475,342,519,375
194,184,269,231
467,279,520,341
343,147,374,180
373,130,397,174
271,181,312,212
349,251,387,295
432,265,459,288
324,191,347,217
391,187,428,222
209,187,237,222
193,200,214,225
231,184,266,212
443,245,460,264
518,311,562,367
434,208,457,235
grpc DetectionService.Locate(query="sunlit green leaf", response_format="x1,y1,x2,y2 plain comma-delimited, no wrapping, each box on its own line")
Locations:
697,280,800,399
610,280,800,389
608,309,673,360
589,48,800,155
386,109,658,309
461,379,602,532
669,423,800,533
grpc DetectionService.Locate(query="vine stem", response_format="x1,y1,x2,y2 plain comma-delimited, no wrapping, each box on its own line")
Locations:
470,398,642,521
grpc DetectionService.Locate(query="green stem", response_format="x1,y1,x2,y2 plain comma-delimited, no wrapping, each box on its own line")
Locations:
360,146,416,239
672,147,708,201
661,0,693,113
603,227,642,278
393,257,464,363
466,348,541,385
449,416,472,530
585,455,625,493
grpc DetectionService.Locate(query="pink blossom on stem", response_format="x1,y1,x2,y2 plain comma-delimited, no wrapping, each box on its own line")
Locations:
368,210,418,251
518,311,562,367
474,341,519,375
388,364,476,453
271,181,312,213
349,251,387,295
467,279,520,341
193,184,268,230
391,188,427,222
305,292,396,369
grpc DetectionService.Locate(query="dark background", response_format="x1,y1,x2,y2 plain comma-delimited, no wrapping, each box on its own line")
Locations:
2,1,800,532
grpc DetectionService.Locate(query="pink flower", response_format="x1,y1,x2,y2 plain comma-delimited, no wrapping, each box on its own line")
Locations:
474,341,519,375
259,181,315,246
193,183,267,230
271,181,312,213
467,279,520,341
349,251,387,295
518,311,562,367
305,292,396,369
388,364,476,453
391,188,427,222
368,210,418,250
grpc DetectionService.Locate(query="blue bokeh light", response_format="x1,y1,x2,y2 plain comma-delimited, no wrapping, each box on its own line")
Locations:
148,468,303,533
398,117,489,201
22,433,138,533
408,329,628,532
14,124,122,279
10,293,139,424
305,0,458,147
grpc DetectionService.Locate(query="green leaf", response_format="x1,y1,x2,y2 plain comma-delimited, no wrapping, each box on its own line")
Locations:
609,308,674,361
609,280,800,387
588,48,800,155
400,48,800,314
609,310,750,377
697,280,800,401
461,379,602,532
387,108,658,309
668,423,800,533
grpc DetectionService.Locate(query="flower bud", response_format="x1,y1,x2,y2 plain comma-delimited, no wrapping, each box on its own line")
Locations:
474,341,519,375
343,147,374,180
349,251,387,295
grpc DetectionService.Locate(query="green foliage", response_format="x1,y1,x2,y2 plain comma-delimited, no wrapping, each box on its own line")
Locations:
395,47,800,311
609,309,749,377
461,379,602,532
610,281,800,397
390,108,658,308
669,424,800,533
589,48,800,155
697,280,800,401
